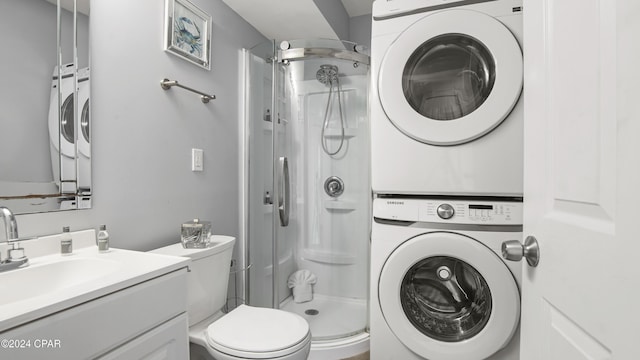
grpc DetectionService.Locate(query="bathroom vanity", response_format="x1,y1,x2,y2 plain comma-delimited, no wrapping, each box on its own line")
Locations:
0,230,190,359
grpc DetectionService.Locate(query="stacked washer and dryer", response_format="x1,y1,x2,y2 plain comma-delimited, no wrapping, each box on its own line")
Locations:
369,0,524,359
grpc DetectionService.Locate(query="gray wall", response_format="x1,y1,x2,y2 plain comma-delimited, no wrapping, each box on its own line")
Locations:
13,0,267,252
350,14,372,49
312,0,372,49
313,0,350,41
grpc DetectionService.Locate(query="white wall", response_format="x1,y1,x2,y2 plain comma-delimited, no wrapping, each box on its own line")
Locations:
13,0,267,252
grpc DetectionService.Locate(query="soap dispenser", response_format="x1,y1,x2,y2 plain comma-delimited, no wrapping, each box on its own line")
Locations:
60,226,72,255
97,225,110,252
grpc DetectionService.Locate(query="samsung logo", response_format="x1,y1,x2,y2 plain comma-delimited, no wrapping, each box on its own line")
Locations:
386,201,405,205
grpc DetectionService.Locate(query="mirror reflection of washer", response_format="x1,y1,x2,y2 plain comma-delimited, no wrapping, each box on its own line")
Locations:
370,198,522,360
77,67,91,193
48,63,76,192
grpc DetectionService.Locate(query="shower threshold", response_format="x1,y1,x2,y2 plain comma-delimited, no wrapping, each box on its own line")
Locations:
280,294,367,340
281,294,369,360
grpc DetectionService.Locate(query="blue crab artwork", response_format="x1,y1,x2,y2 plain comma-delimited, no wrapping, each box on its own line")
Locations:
174,16,202,57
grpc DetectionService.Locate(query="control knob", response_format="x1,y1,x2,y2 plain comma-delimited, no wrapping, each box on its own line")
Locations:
437,204,455,219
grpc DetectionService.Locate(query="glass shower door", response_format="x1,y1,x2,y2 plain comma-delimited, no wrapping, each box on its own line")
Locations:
243,41,295,309
243,39,370,346
243,40,275,308
276,50,370,341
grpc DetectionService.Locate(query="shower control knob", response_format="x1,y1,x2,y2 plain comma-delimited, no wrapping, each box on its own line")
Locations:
437,204,455,219
324,176,344,198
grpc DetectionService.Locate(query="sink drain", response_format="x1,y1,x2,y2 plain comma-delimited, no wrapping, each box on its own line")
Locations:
305,309,319,316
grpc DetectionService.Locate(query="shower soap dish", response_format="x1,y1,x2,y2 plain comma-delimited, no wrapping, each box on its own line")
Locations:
181,218,212,249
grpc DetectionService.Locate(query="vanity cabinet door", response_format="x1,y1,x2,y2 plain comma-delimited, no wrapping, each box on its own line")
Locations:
96,313,188,360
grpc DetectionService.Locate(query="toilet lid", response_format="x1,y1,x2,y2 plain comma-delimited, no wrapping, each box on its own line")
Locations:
206,305,310,358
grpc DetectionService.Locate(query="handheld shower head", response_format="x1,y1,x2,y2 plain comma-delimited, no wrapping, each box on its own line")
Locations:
316,64,339,85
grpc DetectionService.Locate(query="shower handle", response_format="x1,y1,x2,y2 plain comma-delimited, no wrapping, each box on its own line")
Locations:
278,157,290,227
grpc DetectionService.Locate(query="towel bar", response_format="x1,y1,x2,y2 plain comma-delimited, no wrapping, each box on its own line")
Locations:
160,78,216,103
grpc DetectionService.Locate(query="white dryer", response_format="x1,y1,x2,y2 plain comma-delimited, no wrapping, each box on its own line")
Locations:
371,0,524,196
371,197,521,360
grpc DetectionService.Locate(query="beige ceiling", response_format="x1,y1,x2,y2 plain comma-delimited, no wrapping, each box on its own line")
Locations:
341,0,375,17
222,0,374,41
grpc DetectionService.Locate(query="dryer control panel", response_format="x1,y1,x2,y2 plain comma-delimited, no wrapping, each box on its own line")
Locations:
373,198,523,225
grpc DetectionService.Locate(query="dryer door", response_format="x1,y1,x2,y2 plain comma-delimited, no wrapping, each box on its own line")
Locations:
378,9,522,145
378,232,520,360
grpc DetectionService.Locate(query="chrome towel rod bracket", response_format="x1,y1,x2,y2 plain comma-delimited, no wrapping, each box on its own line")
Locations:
160,78,216,103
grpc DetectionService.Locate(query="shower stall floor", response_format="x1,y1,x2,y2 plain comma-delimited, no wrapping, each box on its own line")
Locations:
281,294,367,340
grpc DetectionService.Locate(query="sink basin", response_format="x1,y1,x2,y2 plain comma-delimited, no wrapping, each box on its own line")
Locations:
0,256,120,306
0,232,189,333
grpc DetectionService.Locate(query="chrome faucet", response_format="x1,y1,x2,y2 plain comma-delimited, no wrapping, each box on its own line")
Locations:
0,206,29,272
1,207,18,240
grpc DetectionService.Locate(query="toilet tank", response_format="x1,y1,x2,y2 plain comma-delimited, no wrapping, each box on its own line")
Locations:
150,236,236,326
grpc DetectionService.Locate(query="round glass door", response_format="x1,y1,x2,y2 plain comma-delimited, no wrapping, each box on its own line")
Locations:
401,256,492,342
378,9,523,145
403,34,495,121
60,94,75,146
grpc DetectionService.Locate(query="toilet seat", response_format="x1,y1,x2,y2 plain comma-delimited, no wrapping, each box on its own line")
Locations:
206,305,311,359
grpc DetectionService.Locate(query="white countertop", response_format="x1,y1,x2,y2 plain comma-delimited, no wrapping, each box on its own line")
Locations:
0,230,189,332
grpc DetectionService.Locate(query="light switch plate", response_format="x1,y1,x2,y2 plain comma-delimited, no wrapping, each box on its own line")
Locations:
192,148,204,171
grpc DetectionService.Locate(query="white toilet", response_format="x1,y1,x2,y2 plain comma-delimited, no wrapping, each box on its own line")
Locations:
151,236,311,360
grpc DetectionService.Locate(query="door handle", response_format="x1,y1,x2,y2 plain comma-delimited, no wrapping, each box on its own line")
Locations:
502,236,540,267
278,156,290,227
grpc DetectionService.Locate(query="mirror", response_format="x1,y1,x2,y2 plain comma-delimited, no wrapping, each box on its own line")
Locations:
0,0,91,214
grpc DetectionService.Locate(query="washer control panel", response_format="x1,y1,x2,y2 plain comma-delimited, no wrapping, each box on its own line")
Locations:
373,198,523,225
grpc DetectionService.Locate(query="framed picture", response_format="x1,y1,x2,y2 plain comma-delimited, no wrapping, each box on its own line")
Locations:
164,0,212,70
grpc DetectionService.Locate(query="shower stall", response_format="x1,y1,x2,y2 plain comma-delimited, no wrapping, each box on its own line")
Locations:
239,39,370,359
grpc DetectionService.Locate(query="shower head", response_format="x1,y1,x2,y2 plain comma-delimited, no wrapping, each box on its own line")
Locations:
316,64,339,85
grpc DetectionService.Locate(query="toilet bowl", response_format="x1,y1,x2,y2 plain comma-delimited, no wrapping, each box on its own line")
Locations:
150,236,311,360
189,304,312,360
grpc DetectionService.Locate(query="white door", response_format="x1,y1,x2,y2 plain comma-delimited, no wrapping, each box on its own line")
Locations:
521,1,640,359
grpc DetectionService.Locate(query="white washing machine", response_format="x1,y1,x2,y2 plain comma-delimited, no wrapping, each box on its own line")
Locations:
371,0,524,196
370,197,521,360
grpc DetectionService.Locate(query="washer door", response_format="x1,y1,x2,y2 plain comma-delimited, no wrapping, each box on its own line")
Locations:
378,232,520,360
378,9,522,145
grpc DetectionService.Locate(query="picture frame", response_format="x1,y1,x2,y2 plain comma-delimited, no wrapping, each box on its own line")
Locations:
164,0,212,70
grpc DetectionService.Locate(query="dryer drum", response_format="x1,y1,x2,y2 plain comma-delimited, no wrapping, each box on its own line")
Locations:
402,34,496,122
400,256,492,342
